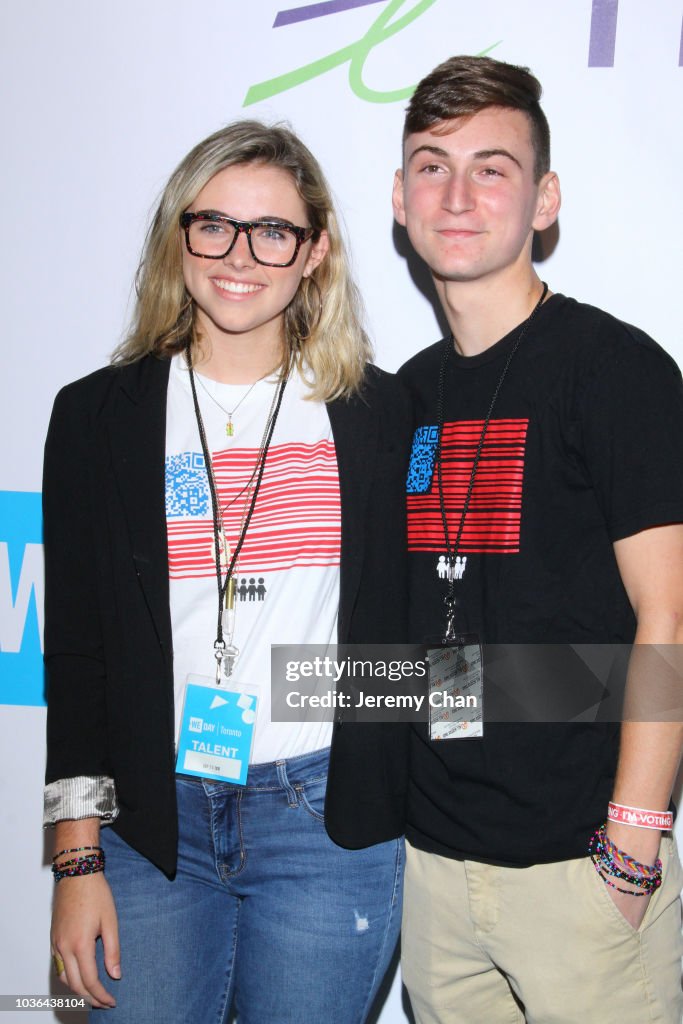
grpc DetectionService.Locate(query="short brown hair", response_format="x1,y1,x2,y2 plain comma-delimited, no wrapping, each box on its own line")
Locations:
404,55,550,181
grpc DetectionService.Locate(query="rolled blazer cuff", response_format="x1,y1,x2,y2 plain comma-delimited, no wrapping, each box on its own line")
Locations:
43,775,119,827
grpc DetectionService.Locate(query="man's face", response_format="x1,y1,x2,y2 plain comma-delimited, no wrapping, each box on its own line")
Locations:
393,107,559,288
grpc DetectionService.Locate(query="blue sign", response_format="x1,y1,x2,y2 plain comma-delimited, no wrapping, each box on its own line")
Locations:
0,491,45,707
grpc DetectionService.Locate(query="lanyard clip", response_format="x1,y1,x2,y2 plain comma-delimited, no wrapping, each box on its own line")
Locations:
443,590,458,643
214,640,226,684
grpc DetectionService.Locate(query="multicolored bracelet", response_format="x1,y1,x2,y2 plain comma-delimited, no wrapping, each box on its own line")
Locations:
588,825,662,897
51,847,105,883
52,845,101,862
53,853,102,870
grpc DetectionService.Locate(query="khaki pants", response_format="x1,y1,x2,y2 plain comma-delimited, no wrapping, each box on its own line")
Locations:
402,837,683,1024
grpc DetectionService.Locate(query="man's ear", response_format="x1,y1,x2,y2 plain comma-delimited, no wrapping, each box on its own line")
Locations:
302,229,329,278
392,169,407,226
532,171,561,232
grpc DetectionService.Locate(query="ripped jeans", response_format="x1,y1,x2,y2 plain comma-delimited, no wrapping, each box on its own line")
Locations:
94,748,404,1024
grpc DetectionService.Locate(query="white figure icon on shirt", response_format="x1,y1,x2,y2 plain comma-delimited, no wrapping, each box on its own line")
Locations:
436,555,467,581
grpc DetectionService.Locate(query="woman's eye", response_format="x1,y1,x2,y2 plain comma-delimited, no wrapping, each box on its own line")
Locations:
258,226,287,241
199,221,227,234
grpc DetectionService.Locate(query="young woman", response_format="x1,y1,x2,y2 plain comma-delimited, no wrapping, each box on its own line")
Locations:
43,121,410,1023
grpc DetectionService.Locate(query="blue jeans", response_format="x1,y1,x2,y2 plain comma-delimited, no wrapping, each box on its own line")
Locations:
93,748,404,1023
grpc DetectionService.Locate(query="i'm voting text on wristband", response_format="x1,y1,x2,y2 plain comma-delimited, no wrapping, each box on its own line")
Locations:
608,802,673,831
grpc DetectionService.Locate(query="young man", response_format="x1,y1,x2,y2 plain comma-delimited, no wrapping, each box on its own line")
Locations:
394,55,683,1023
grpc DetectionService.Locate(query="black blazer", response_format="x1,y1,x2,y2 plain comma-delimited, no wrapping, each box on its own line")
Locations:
44,354,411,877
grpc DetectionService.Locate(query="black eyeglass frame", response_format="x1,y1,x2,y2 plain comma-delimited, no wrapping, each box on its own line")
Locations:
180,211,315,267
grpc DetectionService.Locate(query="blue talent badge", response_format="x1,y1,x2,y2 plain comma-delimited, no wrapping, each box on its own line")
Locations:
176,675,258,784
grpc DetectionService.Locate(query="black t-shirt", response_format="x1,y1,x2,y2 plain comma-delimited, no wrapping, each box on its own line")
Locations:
398,294,683,866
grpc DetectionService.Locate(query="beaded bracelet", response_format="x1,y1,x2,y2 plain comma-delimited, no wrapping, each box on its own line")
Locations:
590,824,662,875
53,853,103,870
595,867,652,897
599,830,661,881
588,826,662,896
53,851,103,867
590,827,662,893
52,850,105,884
592,853,657,894
52,845,102,863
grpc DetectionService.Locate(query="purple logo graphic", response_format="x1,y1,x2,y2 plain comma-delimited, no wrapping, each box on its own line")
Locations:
589,0,682,66
274,1,385,29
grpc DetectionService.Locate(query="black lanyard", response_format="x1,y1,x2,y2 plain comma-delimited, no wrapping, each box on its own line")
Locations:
435,283,548,640
186,343,290,668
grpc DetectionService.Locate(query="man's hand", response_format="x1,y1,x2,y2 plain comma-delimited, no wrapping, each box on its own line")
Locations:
604,524,683,930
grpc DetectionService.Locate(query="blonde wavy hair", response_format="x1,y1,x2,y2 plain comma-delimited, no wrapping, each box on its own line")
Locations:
114,121,372,400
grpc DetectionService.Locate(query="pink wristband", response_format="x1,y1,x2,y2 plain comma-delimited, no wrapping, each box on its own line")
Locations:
608,802,673,831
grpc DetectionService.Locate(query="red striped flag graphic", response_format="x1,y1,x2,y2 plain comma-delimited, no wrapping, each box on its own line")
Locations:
407,419,529,554
167,441,341,578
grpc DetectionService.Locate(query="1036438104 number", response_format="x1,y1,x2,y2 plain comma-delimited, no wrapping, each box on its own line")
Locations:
0,995,89,1011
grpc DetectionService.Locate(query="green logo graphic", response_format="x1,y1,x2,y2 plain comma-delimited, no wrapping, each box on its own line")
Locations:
244,0,500,107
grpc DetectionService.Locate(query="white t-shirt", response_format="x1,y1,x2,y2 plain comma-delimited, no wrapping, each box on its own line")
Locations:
165,354,340,763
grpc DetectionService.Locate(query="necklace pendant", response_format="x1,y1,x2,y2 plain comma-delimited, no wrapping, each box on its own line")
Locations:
226,418,234,437
219,531,230,569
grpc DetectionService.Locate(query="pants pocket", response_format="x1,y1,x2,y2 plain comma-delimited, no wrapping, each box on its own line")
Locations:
296,775,327,822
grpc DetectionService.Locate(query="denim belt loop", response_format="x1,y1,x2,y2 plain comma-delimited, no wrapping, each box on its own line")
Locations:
276,759,299,808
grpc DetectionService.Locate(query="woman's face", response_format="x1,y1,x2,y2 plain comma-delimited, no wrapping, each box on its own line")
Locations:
182,162,328,354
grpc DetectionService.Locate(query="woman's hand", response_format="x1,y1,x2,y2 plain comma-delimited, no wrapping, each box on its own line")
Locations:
51,869,120,1008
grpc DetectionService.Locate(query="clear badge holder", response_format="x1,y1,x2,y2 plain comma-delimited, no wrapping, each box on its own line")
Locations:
426,593,484,740
175,672,259,784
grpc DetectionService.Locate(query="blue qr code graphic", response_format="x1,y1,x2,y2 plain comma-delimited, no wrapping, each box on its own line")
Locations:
165,451,209,517
406,425,439,494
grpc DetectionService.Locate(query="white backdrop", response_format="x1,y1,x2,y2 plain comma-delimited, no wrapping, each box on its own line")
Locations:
1,2,682,1020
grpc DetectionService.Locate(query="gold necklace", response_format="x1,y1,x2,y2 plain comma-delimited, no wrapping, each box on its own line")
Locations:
194,370,272,437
